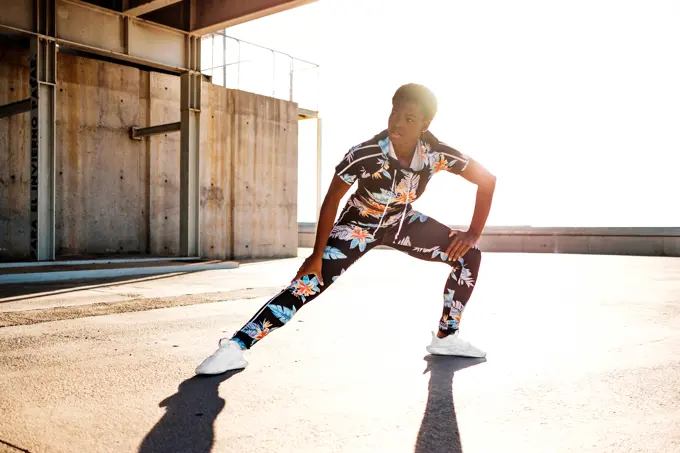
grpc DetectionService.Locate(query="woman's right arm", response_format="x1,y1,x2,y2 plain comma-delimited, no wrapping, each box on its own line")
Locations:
293,175,352,285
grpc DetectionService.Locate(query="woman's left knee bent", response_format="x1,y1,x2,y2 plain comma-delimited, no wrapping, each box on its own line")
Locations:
463,246,482,265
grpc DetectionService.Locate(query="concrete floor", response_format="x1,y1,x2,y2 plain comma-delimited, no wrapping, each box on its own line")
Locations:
0,250,679,453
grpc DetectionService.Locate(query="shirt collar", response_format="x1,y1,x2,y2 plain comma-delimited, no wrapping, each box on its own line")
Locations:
387,138,426,171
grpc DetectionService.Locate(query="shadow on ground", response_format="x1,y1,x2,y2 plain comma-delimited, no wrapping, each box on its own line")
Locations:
415,356,486,453
0,273,185,301
138,370,243,453
0,438,30,452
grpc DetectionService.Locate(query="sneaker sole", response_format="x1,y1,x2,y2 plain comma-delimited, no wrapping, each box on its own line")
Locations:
426,346,486,358
195,359,248,375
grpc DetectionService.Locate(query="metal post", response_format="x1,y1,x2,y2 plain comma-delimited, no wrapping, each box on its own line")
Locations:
237,39,241,89
289,58,294,102
272,49,276,97
30,0,57,261
210,34,214,80
179,35,201,257
316,117,322,218
222,33,227,87
123,15,130,55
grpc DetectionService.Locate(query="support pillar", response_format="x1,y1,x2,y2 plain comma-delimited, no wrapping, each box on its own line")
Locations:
179,36,201,257
30,0,57,260
316,117,323,218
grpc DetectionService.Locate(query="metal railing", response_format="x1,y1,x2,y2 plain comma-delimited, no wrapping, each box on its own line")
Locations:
200,32,319,112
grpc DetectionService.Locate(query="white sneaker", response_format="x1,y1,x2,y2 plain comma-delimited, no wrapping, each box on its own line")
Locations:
195,339,248,375
426,331,486,358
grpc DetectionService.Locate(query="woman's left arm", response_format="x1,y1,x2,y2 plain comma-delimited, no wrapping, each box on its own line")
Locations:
445,159,496,261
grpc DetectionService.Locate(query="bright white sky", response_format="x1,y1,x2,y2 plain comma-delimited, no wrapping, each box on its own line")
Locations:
223,0,680,227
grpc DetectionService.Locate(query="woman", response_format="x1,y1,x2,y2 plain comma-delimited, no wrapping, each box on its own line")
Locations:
196,83,496,375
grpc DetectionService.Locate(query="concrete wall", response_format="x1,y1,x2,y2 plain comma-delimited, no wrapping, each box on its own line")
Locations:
199,82,234,259
0,48,298,261
57,53,150,257
148,72,181,256
199,84,298,260
0,48,30,260
299,224,680,257
230,89,298,259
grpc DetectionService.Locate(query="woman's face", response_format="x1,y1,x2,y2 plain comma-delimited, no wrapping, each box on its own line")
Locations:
388,100,431,150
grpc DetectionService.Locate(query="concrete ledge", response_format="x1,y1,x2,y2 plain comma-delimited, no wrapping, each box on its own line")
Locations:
0,261,239,285
298,223,680,257
0,257,202,269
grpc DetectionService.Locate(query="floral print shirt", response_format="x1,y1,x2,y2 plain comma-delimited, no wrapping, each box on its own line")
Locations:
335,129,470,231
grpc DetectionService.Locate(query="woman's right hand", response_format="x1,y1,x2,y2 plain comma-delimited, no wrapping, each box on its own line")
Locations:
290,174,351,288
292,254,324,286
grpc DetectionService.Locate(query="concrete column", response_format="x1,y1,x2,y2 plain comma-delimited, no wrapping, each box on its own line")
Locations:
30,0,57,260
179,36,201,257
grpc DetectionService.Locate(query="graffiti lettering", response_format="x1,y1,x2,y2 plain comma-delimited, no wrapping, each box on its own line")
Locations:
29,52,39,258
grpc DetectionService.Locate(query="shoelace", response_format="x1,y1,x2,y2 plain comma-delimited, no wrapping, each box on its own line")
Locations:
394,197,409,241
373,169,414,242
374,168,398,233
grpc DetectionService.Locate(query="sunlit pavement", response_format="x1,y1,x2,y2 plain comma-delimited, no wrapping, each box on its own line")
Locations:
1,250,679,453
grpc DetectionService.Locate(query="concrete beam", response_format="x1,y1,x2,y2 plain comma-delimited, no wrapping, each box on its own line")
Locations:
2,0,33,30
0,98,31,119
2,0,319,40
124,0,183,17
298,107,318,119
0,0,195,75
57,0,189,71
192,0,316,35
130,121,181,140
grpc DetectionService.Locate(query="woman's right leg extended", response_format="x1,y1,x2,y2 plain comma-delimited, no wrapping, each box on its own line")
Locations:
196,215,380,374
231,222,379,349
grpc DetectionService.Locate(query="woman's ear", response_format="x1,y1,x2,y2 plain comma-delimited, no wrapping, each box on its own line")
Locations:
422,119,432,133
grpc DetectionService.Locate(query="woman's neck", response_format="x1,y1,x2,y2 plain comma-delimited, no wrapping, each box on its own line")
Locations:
392,139,419,158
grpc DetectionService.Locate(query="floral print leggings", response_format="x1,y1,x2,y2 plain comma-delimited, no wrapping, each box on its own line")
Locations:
231,208,481,350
